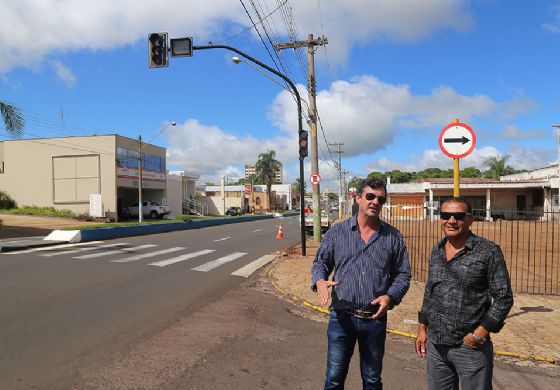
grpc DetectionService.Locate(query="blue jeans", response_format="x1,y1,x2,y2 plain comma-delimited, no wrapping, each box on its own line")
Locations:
427,338,494,390
324,310,387,390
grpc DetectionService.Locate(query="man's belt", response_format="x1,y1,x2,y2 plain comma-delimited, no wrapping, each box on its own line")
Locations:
345,308,378,319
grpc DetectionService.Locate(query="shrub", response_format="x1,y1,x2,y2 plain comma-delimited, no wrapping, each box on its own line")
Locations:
75,213,94,221
0,190,17,209
174,214,193,223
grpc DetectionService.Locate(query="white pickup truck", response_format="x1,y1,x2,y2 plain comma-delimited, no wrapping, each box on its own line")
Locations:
128,201,171,219
304,210,331,234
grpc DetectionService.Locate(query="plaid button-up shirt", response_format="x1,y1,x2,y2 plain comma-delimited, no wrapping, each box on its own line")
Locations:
419,233,514,346
311,217,411,311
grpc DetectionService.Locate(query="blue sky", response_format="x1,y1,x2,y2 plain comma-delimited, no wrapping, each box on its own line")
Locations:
1,0,560,192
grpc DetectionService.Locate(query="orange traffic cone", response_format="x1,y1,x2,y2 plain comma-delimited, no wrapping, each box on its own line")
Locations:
276,223,284,239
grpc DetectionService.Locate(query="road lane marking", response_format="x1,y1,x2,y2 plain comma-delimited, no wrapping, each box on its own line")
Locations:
213,237,231,242
148,249,215,267
4,241,104,255
40,242,130,257
231,254,275,278
191,252,247,272
252,229,262,232
111,247,186,263
73,244,157,259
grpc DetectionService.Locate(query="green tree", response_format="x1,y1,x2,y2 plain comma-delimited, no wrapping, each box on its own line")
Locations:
386,170,411,183
366,171,385,182
461,167,482,178
0,101,24,137
255,150,282,210
483,155,522,179
347,176,364,191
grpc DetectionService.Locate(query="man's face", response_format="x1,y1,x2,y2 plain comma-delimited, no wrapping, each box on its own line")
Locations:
440,201,473,239
357,186,386,219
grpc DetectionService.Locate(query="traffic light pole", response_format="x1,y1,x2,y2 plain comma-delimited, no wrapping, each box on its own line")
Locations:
191,44,307,256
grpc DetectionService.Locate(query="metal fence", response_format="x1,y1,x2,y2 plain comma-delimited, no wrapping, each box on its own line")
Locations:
384,205,560,295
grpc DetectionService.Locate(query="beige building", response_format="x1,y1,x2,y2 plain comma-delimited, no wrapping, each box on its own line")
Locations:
0,135,168,221
244,163,283,183
197,184,293,215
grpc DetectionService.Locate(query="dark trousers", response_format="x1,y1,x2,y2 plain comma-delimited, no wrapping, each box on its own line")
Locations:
427,338,494,390
324,310,387,390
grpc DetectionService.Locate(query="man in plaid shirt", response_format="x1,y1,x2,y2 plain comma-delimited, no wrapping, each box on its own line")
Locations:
416,197,513,390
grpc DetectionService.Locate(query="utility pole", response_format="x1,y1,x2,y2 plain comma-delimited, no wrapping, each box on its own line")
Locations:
342,170,350,215
329,142,344,220
137,136,144,223
275,34,328,242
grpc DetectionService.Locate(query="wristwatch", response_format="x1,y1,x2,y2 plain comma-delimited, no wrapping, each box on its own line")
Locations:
471,332,487,345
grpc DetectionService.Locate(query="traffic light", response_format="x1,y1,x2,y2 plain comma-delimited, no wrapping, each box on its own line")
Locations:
148,32,168,68
299,130,308,158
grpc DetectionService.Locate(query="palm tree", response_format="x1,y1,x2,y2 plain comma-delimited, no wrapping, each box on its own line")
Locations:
483,155,516,179
0,101,24,137
255,150,282,211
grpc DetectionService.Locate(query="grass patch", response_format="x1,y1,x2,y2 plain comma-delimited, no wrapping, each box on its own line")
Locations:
0,205,76,218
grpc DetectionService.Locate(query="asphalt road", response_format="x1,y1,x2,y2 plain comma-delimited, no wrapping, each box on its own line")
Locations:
0,216,300,389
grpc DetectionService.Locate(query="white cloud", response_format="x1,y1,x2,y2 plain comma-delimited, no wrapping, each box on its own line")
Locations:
287,0,473,66
0,0,473,74
270,75,529,159
165,118,294,180
0,0,244,74
501,124,548,140
50,60,77,88
542,5,560,33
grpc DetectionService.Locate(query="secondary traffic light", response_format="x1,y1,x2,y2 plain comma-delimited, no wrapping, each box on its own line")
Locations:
148,33,168,68
299,130,308,158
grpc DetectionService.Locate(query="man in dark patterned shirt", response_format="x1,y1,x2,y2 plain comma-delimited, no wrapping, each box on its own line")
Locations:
312,178,411,389
416,197,513,390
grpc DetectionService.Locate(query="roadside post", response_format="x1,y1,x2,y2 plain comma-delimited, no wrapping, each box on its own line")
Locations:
438,119,477,197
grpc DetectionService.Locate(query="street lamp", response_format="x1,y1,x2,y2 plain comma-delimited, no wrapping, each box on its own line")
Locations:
227,51,307,255
138,121,176,223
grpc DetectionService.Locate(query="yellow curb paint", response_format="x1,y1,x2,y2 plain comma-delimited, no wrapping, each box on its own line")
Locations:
387,329,416,338
267,261,559,365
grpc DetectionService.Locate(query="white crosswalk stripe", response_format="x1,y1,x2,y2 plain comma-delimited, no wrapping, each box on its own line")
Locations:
4,241,105,255
148,249,215,267
111,247,186,263
40,242,130,257
213,237,230,242
231,254,276,278
73,244,157,259
191,252,247,272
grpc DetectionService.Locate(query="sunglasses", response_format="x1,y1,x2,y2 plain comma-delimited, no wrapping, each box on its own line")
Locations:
364,192,387,204
440,211,471,221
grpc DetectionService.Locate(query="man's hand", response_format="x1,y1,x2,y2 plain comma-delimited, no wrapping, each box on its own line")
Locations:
415,325,428,358
315,279,339,306
370,295,391,319
462,333,479,349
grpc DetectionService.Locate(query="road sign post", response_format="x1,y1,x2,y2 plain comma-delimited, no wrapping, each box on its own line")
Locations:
439,120,476,197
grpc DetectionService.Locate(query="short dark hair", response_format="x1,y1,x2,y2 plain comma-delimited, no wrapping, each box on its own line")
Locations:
356,177,387,197
441,197,472,214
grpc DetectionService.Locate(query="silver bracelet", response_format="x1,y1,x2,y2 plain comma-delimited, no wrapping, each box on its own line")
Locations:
472,332,487,344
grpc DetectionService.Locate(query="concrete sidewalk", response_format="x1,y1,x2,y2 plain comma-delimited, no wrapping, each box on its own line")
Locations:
269,240,560,365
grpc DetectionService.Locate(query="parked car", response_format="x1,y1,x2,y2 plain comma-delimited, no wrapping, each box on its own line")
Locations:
225,206,241,216
305,210,331,234
128,201,171,219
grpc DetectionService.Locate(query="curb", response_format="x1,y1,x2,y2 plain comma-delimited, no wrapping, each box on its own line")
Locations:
266,261,559,365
